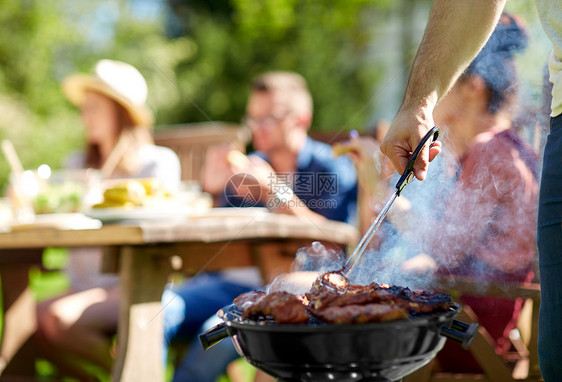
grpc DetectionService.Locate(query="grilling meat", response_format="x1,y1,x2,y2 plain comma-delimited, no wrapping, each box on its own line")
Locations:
234,282,452,325
307,283,389,311
305,282,406,323
240,291,310,324
312,303,407,324
234,290,266,310
365,284,453,314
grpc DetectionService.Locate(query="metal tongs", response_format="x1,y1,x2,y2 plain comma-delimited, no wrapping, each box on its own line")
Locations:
316,126,440,293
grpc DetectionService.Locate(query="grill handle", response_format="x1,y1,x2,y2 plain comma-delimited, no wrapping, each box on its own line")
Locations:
199,322,229,350
440,319,479,349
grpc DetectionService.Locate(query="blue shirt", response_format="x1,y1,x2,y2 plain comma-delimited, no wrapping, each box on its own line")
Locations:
221,137,357,223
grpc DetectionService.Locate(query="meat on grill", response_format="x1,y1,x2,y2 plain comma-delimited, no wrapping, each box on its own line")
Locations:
306,283,389,311
240,291,310,324
235,281,452,325
311,303,407,324
233,290,266,310
398,288,453,314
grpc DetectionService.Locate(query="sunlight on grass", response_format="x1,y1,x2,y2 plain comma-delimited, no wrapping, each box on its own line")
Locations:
217,358,257,382
30,247,71,301
42,247,70,270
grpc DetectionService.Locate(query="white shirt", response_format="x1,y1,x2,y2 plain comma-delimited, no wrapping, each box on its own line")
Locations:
536,0,562,117
65,143,181,291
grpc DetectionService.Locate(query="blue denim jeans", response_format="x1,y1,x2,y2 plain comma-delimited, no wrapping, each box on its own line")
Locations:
537,114,562,381
162,273,254,382
172,314,242,382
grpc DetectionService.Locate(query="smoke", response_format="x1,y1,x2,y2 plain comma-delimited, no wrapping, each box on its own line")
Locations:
347,152,460,290
290,241,347,273
266,242,346,295
265,8,545,296
271,128,537,296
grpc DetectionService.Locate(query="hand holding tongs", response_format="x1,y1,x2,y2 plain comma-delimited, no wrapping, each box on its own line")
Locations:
317,126,440,292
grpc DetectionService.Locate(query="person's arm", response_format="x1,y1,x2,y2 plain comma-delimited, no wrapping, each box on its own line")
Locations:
381,0,506,180
224,154,328,221
201,144,242,195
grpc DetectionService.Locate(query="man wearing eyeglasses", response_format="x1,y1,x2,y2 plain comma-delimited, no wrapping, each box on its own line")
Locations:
165,71,358,382
203,71,358,223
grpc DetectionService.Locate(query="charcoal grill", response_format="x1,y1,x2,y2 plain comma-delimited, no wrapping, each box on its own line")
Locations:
200,302,477,382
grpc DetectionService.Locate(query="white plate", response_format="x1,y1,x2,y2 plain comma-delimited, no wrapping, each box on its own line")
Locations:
9,213,102,231
190,207,269,219
83,206,193,223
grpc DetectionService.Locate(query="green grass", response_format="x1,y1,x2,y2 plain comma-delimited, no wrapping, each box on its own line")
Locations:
217,358,257,382
22,247,258,382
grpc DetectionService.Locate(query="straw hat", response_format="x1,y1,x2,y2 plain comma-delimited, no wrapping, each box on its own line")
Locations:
62,59,153,127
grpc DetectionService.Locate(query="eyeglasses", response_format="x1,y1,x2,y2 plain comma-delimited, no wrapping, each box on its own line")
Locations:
242,113,291,129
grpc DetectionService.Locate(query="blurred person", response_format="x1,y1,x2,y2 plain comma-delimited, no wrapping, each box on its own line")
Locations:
163,71,358,382
202,73,357,222
378,1,561,378
337,120,393,236
342,13,538,372
36,59,181,381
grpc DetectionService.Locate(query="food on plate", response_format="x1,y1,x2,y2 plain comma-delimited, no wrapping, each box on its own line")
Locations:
102,181,145,205
234,282,453,325
226,150,250,168
93,178,171,209
138,178,170,198
33,183,82,214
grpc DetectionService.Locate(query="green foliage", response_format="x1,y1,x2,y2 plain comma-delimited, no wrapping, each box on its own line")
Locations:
0,0,549,194
0,0,407,191
164,0,392,131
42,247,70,270
216,358,257,382
0,0,87,191
0,0,177,191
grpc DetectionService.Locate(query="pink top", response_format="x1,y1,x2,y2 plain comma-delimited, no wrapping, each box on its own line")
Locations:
423,128,538,276
427,128,538,372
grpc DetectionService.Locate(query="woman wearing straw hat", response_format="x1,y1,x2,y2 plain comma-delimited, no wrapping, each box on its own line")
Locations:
36,59,180,381
62,59,179,182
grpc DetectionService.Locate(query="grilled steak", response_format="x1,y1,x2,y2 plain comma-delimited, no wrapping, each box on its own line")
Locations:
235,282,452,324
241,291,310,324
234,290,266,310
307,282,393,311
311,303,407,324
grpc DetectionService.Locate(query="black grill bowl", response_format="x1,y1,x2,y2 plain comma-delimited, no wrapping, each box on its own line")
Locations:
201,303,477,382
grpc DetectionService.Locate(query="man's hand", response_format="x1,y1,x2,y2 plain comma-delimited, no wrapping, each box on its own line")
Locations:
380,109,442,181
201,144,237,195
379,0,504,181
233,155,277,202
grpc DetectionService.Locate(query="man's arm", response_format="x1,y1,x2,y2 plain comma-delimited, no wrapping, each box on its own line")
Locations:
381,0,506,180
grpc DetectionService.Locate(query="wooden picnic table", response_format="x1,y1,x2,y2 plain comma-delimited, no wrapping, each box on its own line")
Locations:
0,209,358,381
